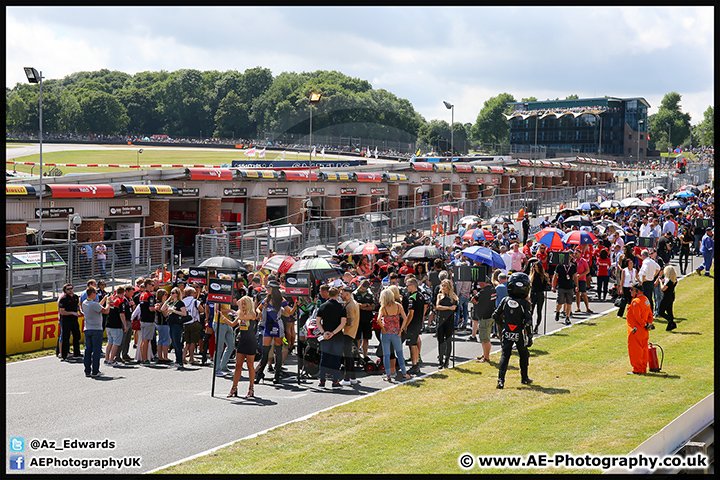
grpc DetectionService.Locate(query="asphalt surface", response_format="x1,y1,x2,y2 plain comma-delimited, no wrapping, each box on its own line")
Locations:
6,251,702,474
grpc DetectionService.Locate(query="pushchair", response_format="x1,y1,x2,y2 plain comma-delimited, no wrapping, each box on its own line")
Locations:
298,307,321,378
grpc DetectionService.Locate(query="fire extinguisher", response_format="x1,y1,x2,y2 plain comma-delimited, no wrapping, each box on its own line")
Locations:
648,343,664,372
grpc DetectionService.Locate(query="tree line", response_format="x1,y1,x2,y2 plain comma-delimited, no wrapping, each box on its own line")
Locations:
5,68,713,154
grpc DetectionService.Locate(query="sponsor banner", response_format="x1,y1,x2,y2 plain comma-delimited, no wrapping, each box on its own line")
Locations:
48,184,115,198
5,301,97,355
370,188,385,195
109,206,143,216
207,278,234,304
187,267,208,285
223,187,247,197
232,160,362,168
186,168,234,181
6,185,36,195
178,187,199,196
340,187,357,195
283,272,311,296
268,187,288,196
453,265,490,283
307,187,325,196
35,207,75,219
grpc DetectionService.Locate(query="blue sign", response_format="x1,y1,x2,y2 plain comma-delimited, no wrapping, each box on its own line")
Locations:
232,159,363,169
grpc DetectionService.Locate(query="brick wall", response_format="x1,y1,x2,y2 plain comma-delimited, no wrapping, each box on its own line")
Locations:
325,196,341,219
288,197,304,225
6,221,27,248
429,184,443,205
147,199,169,236
199,198,222,230
356,195,372,215
246,197,267,227
388,184,399,211
77,219,105,243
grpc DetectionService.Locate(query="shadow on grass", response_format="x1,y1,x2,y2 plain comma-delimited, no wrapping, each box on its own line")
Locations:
576,322,597,326
643,372,682,379
453,366,483,376
518,384,571,395
528,349,549,357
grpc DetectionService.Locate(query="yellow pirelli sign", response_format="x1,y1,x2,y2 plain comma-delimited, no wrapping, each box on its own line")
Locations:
5,301,97,355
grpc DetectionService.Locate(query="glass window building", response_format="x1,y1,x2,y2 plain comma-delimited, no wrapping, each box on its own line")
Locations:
506,97,650,157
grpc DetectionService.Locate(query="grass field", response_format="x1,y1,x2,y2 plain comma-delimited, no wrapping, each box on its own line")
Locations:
5,146,310,176
158,269,714,474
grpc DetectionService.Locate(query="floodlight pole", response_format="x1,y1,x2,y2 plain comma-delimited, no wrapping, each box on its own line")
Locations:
24,67,43,300
444,101,454,202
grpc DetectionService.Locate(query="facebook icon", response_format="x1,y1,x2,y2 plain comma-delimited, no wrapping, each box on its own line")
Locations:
10,454,25,470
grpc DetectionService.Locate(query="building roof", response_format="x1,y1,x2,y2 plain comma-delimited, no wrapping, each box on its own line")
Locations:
507,96,650,111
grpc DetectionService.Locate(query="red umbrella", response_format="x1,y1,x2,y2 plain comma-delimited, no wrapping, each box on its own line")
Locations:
678,184,697,191
260,255,297,273
534,227,565,251
352,242,389,256
562,230,598,246
462,228,495,241
642,197,664,205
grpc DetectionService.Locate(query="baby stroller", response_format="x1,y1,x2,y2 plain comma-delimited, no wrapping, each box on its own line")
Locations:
298,307,321,379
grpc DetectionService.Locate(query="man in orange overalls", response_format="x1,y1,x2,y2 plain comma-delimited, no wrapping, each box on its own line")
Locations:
626,282,654,374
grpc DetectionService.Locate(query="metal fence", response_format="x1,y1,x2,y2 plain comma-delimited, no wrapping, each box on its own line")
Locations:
8,166,709,305
6,236,174,306
191,165,710,267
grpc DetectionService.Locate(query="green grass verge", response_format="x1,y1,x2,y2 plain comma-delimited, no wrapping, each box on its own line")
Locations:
5,147,308,175
160,269,714,474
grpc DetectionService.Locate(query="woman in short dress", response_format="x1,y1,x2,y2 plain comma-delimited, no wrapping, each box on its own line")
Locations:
228,296,258,398
254,280,291,384
154,289,171,363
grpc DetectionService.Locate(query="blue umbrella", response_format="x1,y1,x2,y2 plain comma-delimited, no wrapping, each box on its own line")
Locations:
578,202,600,211
674,190,695,198
461,246,505,269
660,200,685,211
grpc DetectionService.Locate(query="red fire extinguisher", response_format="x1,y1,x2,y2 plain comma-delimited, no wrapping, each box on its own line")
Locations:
648,343,664,372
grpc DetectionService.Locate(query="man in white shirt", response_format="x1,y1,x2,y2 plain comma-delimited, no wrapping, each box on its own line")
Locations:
638,249,661,313
500,245,512,275
661,215,676,236
638,218,653,238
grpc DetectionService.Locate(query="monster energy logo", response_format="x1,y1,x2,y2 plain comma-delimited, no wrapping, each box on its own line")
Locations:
453,265,488,282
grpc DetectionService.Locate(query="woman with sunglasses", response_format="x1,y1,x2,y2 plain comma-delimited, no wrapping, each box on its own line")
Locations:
163,287,187,368
227,296,258,398
254,280,291,384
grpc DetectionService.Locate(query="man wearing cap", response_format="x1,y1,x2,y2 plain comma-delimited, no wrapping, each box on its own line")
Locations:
638,249,661,313
625,282,654,374
696,227,714,276
353,280,376,360
339,286,360,386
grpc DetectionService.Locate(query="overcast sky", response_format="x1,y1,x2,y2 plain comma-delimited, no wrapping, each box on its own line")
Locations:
6,6,714,126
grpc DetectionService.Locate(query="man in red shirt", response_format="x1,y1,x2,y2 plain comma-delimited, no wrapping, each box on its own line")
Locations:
522,238,534,259
573,249,594,314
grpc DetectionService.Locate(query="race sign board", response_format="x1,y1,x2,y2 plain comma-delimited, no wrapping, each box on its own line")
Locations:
283,272,311,296
207,277,234,304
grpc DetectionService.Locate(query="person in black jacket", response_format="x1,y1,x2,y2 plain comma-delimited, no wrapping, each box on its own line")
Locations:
492,273,533,389
470,278,496,363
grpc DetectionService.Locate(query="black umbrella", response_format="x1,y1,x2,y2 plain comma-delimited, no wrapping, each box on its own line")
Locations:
337,239,363,253
488,215,512,225
562,215,593,227
298,245,335,259
554,208,580,223
402,245,446,260
197,256,248,273
286,258,345,281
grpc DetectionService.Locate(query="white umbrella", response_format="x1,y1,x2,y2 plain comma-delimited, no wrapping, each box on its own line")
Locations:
651,186,667,194
599,200,622,209
635,188,650,195
620,197,650,208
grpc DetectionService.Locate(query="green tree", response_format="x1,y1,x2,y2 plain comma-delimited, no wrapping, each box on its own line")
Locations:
692,105,714,148
214,91,251,138
6,95,28,132
471,93,516,145
648,92,691,153
77,91,129,135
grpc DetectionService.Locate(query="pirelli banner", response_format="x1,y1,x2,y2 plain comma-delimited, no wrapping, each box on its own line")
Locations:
5,301,97,355
6,184,37,196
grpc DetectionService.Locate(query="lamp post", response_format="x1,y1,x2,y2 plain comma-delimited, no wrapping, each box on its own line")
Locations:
137,148,143,167
308,92,321,217
597,112,603,156
637,119,644,160
443,101,454,202
24,67,43,246
583,173,591,200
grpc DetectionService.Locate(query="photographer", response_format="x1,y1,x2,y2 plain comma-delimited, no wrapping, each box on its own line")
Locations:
625,282,654,375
